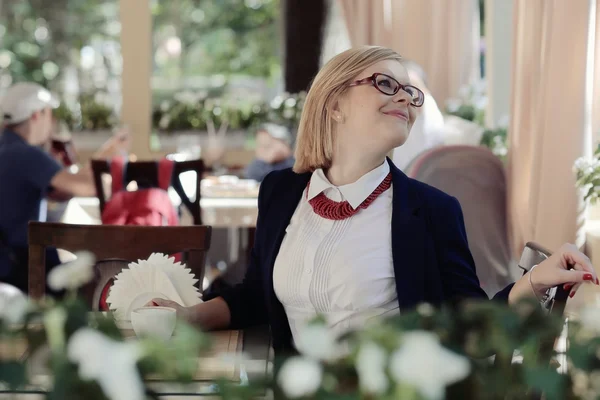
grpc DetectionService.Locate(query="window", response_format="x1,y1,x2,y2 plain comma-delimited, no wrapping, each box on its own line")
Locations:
151,0,282,133
320,0,351,66
0,0,122,129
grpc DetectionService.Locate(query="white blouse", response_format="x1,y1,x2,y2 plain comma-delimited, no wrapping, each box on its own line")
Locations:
273,161,398,345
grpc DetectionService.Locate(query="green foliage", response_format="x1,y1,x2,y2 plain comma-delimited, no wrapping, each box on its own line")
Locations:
444,81,508,159
151,0,280,80
0,0,119,89
0,0,281,120
446,104,481,124
78,95,116,131
0,361,27,390
54,103,75,129
151,91,305,133
138,322,212,381
0,296,220,398
480,127,508,160
574,144,600,204
335,299,570,400
3,294,600,399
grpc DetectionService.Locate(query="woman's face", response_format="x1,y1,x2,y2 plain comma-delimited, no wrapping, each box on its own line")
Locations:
336,60,419,154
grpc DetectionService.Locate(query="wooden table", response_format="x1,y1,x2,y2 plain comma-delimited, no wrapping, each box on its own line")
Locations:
1,327,271,397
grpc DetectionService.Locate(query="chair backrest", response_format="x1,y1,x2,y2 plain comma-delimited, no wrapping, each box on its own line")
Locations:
28,222,212,306
405,145,518,296
512,242,570,400
517,242,570,316
92,158,205,225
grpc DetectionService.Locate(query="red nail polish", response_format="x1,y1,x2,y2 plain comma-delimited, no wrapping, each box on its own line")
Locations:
570,291,576,298
563,284,573,291
596,277,599,285
584,274,593,281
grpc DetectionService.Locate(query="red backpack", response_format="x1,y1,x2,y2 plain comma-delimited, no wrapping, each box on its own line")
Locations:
98,157,181,311
101,157,179,226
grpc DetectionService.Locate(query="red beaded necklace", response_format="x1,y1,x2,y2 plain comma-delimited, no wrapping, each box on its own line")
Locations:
306,173,392,220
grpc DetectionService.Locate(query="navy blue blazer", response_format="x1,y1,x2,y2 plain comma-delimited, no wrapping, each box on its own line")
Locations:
217,158,514,354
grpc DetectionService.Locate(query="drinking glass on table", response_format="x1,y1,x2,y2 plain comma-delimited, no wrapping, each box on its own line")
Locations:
50,122,78,167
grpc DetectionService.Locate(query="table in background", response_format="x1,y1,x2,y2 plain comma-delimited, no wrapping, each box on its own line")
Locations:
59,175,259,289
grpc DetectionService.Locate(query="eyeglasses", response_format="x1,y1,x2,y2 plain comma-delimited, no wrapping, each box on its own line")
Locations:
348,73,425,107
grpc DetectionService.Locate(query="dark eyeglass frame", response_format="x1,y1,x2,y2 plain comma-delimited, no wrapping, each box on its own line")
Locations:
348,73,425,107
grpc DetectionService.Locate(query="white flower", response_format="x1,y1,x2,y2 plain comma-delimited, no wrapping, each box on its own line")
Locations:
283,108,295,119
270,95,283,109
196,90,208,100
277,356,322,398
44,307,67,351
574,157,590,173
284,97,297,108
68,328,144,400
0,287,29,325
47,251,95,291
159,115,171,129
416,303,435,317
174,91,197,105
356,342,388,394
472,79,487,95
472,94,487,110
294,322,341,361
389,331,471,400
583,183,594,194
159,100,171,112
578,306,600,334
496,114,510,128
457,86,470,100
445,98,461,113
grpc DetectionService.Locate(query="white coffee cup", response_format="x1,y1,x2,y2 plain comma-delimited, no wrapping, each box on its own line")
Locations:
131,306,176,340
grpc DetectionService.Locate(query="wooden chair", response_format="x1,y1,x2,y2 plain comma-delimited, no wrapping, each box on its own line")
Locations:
497,242,570,400
517,242,570,317
28,222,212,308
405,145,517,297
91,158,205,225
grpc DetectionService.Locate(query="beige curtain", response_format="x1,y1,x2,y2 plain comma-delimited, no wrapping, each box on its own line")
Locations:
339,0,480,106
507,0,599,256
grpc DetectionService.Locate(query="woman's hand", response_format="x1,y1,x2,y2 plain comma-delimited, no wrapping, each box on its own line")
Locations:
509,243,599,304
146,298,193,322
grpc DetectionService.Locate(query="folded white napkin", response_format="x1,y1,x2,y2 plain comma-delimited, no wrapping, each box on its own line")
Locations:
107,253,202,321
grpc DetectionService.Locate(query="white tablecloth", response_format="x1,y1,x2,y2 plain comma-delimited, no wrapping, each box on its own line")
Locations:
68,196,258,228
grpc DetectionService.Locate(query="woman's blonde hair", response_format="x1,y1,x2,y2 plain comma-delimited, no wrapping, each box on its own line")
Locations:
293,46,403,173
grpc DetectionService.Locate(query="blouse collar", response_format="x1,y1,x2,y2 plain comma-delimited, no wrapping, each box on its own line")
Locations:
307,161,390,210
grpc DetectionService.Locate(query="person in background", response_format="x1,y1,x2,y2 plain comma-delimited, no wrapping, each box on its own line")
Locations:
245,123,295,182
392,59,446,171
0,82,127,292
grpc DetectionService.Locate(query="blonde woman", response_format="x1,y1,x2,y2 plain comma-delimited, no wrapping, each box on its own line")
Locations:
152,46,597,356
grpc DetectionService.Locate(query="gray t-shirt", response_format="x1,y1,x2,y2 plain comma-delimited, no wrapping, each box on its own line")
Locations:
245,157,295,182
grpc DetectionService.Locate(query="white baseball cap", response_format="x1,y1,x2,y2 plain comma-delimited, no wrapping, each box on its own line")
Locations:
0,82,60,124
258,123,292,145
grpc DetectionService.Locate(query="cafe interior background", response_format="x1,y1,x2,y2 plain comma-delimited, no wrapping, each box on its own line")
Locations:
2,0,600,399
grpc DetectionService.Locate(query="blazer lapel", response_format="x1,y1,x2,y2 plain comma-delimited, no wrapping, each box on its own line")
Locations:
388,158,428,310
262,171,310,291
261,171,310,352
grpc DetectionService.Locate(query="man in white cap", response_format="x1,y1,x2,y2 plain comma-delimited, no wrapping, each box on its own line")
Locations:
245,123,295,182
0,82,124,292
